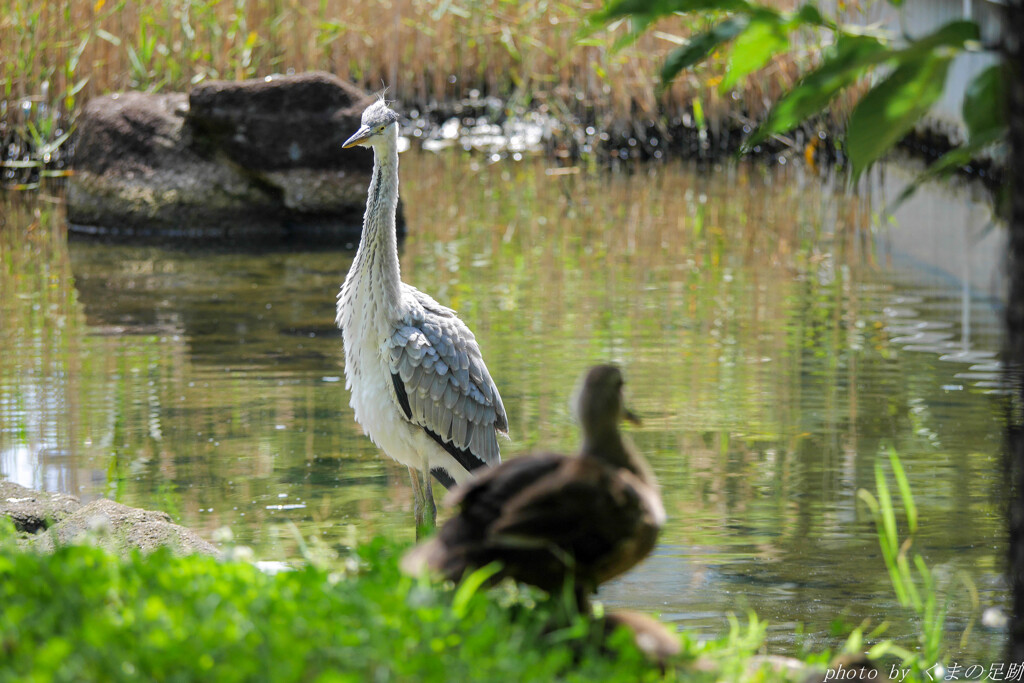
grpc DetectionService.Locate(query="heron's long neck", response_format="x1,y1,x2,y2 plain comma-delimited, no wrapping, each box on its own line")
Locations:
349,137,401,320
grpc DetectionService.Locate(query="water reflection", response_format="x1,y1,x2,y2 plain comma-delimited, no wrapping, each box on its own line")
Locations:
0,154,1006,662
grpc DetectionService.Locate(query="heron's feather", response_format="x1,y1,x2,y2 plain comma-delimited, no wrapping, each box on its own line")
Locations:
381,285,508,470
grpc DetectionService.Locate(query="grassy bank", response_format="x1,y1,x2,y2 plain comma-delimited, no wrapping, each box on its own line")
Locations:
0,450,952,683
0,0,829,177
0,520,811,682
0,0,810,117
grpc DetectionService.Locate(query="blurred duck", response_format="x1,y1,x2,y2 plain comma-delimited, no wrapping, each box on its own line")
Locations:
402,365,665,605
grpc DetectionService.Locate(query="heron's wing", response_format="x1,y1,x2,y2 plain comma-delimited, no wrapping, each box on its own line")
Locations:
385,285,508,475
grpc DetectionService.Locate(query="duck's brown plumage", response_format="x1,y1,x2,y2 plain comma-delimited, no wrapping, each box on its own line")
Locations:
402,365,665,599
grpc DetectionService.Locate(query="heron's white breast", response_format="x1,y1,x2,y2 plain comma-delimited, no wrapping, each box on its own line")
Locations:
339,272,424,469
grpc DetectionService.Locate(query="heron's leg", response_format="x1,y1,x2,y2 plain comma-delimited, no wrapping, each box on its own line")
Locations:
422,462,437,530
408,466,424,535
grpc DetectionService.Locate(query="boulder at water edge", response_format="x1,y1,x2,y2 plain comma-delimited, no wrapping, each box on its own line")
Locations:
68,71,403,244
29,498,219,558
0,479,82,533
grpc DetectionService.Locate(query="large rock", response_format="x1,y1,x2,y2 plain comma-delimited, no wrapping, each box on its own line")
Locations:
188,72,367,170
30,498,219,558
68,72,401,244
0,479,82,533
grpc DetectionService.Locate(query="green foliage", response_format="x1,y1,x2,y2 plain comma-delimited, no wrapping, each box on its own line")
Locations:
856,449,964,674
962,63,1006,145
661,17,750,85
592,0,1004,182
845,53,953,176
592,0,755,25
0,535,698,682
720,12,789,91
745,34,888,150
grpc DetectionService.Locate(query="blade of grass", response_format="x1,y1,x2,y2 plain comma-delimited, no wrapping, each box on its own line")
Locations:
888,447,917,534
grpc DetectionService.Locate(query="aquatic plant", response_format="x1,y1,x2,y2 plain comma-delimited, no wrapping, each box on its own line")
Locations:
856,448,979,677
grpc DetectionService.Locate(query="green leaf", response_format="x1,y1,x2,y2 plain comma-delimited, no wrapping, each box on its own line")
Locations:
896,19,979,61
744,19,976,151
610,14,658,51
884,125,1004,212
68,76,90,97
746,34,888,149
661,16,750,85
896,552,923,612
962,63,1005,145
0,160,42,169
452,562,502,618
126,44,147,80
874,460,898,561
592,0,752,24
693,95,706,131
846,53,953,178
791,3,829,28
36,129,74,157
887,447,917,535
722,13,788,90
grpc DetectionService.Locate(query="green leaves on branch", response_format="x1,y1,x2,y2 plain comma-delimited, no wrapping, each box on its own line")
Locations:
846,54,953,177
758,16,983,180
840,20,979,177
745,35,888,150
650,4,832,89
720,13,789,91
593,0,998,180
885,62,1005,210
962,63,1006,145
661,16,749,84
584,0,752,50
591,0,753,24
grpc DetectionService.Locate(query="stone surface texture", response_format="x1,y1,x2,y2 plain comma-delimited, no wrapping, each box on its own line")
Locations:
68,72,400,243
28,498,220,558
0,480,82,533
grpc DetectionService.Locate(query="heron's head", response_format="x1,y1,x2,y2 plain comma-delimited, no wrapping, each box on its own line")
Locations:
575,365,641,434
343,99,400,150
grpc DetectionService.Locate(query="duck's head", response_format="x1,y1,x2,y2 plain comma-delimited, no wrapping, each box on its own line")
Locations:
343,99,400,150
576,365,640,434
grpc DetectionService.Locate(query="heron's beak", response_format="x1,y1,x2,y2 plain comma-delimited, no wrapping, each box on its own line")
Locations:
623,406,641,426
343,125,373,149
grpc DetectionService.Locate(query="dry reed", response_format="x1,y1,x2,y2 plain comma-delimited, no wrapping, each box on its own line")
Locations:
0,0,819,156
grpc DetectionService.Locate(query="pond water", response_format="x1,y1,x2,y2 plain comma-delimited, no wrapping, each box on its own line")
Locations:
0,150,1007,662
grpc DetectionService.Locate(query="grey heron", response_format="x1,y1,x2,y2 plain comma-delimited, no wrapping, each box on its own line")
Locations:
336,99,508,535
402,365,665,606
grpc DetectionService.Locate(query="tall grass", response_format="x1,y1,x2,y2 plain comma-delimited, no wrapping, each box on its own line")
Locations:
857,449,979,675
0,0,821,178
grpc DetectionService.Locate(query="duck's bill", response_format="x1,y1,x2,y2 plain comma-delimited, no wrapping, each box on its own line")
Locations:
623,407,642,425
343,125,372,148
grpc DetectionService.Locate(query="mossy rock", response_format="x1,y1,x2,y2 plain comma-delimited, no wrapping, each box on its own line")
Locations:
30,498,219,558
0,479,81,533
